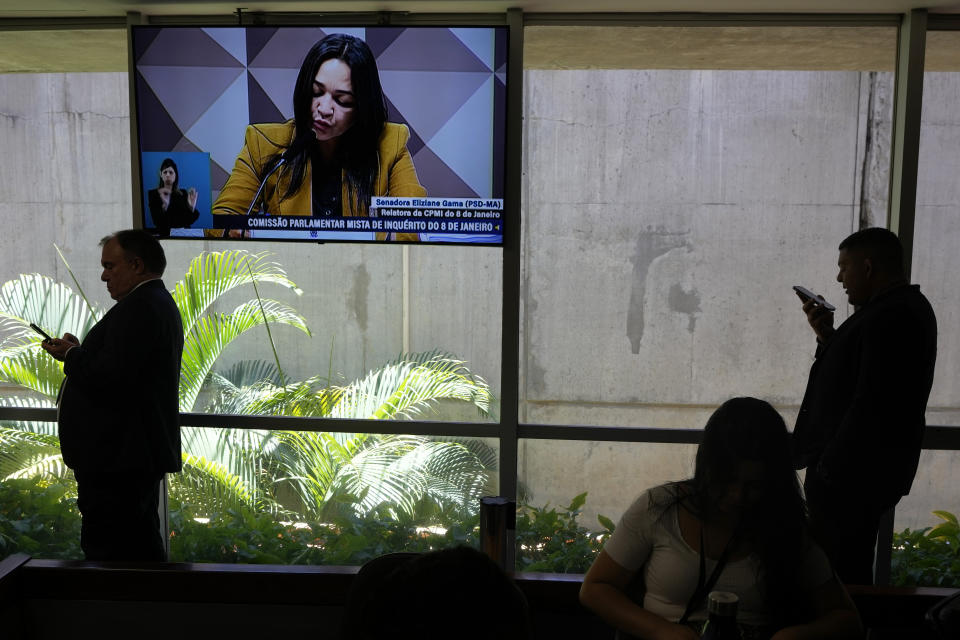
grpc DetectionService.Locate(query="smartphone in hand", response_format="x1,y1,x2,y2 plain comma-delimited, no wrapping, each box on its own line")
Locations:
793,286,836,312
29,323,53,341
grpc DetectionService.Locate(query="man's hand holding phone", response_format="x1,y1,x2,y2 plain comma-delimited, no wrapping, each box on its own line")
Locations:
39,332,80,362
793,285,835,343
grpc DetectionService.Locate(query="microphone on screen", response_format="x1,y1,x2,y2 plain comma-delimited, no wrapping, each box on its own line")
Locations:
244,136,308,218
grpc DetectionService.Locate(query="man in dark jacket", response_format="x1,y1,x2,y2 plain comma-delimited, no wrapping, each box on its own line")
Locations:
42,229,183,561
793,227,937,584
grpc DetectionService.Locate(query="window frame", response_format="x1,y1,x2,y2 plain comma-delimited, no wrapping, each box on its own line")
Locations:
1,9,959,583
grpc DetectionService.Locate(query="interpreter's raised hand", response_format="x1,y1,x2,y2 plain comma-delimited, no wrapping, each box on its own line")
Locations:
187,187,198,210
158,187,171,210
801,297,835,343
40,332,79,362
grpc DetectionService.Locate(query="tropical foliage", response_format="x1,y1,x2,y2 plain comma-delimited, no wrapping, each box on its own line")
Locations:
0,476,81,560
0,249,496,561
0,477,611,572
515,492,615,573
891,510,960,588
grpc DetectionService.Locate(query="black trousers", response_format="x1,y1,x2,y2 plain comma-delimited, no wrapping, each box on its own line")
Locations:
73,469,166,562
804,472,896,585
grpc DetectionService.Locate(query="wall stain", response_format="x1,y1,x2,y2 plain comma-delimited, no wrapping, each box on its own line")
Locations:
627,227,690,353
527,352,548,396
347,264,370,331
668,283,701,333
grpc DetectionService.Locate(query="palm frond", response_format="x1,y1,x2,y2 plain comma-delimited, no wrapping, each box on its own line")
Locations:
0,396,58,436
233,351,491,421
0,273,99,340
0,396,68,486
54,243,99,322
231,376,342,417
434,437,499,474
171,250,304,340
271,430,344,514
179,299,310,411
330,350,492,420
213,360,285,388
170,452,259,516
271,431,492,522
0,329,64,398
202,362,285,415
0,255,500,535
244,257,289,388
0,426,66,482
333,437,492,520
179,426,279,506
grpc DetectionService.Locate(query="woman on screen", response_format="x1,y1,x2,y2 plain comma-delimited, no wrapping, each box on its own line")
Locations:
211,33,425,241
148,157,199,237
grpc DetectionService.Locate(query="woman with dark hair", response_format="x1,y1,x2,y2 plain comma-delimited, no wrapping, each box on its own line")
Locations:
212,33,425,240
148,157,199,236
580,397,862,640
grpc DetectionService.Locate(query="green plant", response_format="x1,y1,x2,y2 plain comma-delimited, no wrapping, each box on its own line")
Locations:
0,251,308,496
0,476,82,560
0,479,613,571
515,492,614,574
0,249,497,559
167,496,479,565
197,349,497,522
891,510,960,588
168,492,614,571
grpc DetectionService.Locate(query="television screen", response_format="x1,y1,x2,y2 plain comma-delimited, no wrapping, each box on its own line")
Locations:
130,25,508,244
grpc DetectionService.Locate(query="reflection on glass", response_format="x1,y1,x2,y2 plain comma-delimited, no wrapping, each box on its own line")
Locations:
172,428,499,564
516,440,698,573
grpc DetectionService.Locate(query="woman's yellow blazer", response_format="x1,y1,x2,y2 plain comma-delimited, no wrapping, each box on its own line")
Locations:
211,120,425,241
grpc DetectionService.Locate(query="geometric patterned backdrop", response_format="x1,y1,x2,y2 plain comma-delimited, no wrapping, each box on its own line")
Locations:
133,26,508,209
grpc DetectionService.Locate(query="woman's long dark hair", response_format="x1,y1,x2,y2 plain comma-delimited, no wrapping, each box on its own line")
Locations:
157,157,179,191
660,397,808,628
277,33,387,214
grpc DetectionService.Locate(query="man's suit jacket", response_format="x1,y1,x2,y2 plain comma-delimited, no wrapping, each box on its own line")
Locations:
793,284,937,505
58,279,184,474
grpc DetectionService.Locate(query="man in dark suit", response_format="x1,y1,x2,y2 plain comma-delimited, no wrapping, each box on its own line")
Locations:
42,229,183,561
793,227,937,585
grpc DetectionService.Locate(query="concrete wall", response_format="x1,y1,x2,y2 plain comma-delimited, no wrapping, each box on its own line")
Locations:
518,67,959,530
0,68,957,533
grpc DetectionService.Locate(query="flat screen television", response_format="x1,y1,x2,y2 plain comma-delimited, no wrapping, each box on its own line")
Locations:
130,25,508,245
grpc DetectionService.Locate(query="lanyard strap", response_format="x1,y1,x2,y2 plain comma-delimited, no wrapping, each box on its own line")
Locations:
679,527,737,625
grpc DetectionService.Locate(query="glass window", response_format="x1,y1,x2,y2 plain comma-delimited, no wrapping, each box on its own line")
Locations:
886,27,960,589
164,241,502,425
520,25,896,430
915,29,960,428
516,439,698,573
0,69,500,562
0,422,498,563
0,417,81,560
0,71,502,424
891,449,960,587
172,428,499,565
